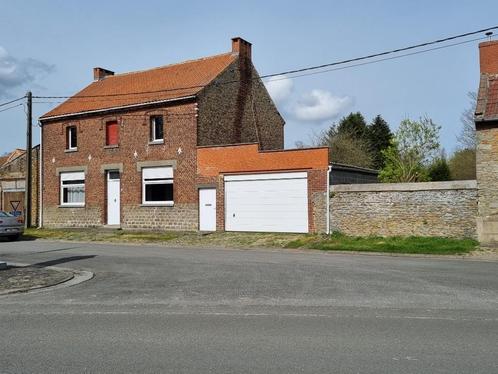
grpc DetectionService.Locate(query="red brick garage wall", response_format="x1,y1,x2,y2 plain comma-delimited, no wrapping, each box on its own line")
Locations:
197,144,329,233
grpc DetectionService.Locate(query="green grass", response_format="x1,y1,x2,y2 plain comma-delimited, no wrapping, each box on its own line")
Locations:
24,228,179,243
23,228,478,255
285,232,478,255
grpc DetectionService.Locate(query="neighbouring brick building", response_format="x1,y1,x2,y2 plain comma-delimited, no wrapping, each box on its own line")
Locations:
475,40,498,243
0,146,39,226
39,37,329,233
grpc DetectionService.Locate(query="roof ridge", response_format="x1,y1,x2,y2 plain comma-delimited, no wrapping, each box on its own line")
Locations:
106,52,237,78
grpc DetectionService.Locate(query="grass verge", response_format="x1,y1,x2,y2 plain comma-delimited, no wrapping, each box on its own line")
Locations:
23,228,478,255
285,232,478,255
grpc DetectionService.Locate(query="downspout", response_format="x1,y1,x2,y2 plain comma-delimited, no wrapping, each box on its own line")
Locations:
38,121,43,228
326,165,331,235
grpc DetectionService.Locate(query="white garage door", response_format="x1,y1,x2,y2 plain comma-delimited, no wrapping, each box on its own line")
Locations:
225,172,308,233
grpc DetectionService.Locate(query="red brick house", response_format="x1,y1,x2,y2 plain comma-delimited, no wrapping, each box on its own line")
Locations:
39,37,329,233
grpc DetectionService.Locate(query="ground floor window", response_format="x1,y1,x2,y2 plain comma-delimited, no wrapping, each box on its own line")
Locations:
60,171,85,206
142,166,173,205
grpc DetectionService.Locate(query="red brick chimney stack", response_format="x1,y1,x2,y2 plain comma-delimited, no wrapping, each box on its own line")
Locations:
232,37,252,60
479,41,498,74
93,67,115,81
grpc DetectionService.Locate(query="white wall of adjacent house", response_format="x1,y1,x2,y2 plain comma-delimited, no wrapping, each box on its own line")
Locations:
224,172,309,233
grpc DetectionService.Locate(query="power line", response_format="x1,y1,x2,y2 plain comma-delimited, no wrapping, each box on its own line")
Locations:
267,35,491,82
259,26,498,79
32,25,498,100
0,96,26,108
0,103,23,114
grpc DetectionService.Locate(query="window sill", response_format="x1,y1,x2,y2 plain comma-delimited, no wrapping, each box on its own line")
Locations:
64,148,78,153
148,140,164,145
58,204,85,208
104,144,119,149
140,202,174,207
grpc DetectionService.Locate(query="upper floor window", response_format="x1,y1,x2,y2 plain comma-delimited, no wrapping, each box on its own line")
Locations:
106,121,119,146
66,126,77,150
150,116,164,143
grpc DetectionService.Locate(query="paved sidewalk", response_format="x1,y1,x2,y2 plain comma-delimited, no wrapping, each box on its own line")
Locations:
0,264,74,295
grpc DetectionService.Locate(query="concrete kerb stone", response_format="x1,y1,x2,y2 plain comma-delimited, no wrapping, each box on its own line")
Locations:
0,261,94,296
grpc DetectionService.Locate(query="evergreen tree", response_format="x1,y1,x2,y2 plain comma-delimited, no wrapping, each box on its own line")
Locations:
428,156,451,181
367,115,392,170
336,112,368,139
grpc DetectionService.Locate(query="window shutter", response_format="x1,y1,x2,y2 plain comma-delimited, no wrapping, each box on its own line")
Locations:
106,121,119,145
143,166,173,179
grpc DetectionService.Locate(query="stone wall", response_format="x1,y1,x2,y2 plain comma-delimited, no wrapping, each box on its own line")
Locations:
330,181,477,239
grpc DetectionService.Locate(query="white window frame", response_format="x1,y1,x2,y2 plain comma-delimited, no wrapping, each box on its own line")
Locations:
149,116,164,143
142,166,173,206
60,171,85,207
67,126,77,151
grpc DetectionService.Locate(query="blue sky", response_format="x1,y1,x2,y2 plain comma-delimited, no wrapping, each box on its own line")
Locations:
1,0,497,154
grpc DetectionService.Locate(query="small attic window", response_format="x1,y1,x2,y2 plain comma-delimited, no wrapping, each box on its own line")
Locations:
66,126,77,150
150,116,164,142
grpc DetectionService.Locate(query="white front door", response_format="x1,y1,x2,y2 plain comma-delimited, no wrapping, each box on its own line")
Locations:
107,171,120,225
199,188,216,231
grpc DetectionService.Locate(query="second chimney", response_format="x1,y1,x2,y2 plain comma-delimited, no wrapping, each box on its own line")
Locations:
232,37,252,60
479,41,498,75
93,67,115,81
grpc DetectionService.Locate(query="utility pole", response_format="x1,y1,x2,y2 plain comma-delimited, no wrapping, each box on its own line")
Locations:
25,91,32,229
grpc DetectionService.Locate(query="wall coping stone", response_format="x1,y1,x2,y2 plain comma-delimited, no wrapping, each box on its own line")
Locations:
331,180,477,193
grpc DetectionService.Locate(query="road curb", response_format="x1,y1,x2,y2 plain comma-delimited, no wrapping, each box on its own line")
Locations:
0,262,94,296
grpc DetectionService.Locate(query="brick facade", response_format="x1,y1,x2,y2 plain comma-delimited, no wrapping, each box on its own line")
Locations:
197,62,285,150
42,102,199,229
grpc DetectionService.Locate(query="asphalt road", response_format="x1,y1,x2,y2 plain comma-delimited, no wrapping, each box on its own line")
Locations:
0,240,497,373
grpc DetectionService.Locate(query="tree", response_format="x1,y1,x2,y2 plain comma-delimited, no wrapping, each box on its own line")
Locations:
379,117,441,183
448,149,476,180
457,92,477,150
312,124,374,168
366,115,392,169
336,112,368,139
428,155,451,181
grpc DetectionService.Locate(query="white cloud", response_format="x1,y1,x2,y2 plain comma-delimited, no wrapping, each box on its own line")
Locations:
264,75,293,103
0,46,54,97
291,89,352,122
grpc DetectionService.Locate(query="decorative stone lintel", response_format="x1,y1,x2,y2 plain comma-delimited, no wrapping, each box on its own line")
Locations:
136,160,177,171
100,163,124,174
55,166,88,176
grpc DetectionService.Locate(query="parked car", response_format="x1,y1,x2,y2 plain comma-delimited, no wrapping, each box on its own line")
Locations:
0,211,24,241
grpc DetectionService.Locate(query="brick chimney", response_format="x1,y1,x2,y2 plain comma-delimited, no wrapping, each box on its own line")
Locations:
93,67,115,81
232,37,252,60
479,41,498,74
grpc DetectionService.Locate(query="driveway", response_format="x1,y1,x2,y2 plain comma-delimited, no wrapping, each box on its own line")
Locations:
0,240,497,373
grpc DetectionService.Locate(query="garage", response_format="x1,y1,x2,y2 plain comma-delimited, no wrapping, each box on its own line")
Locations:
224,172,309,233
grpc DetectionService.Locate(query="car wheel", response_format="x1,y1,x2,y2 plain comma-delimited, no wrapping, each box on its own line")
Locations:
7,235,20,241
